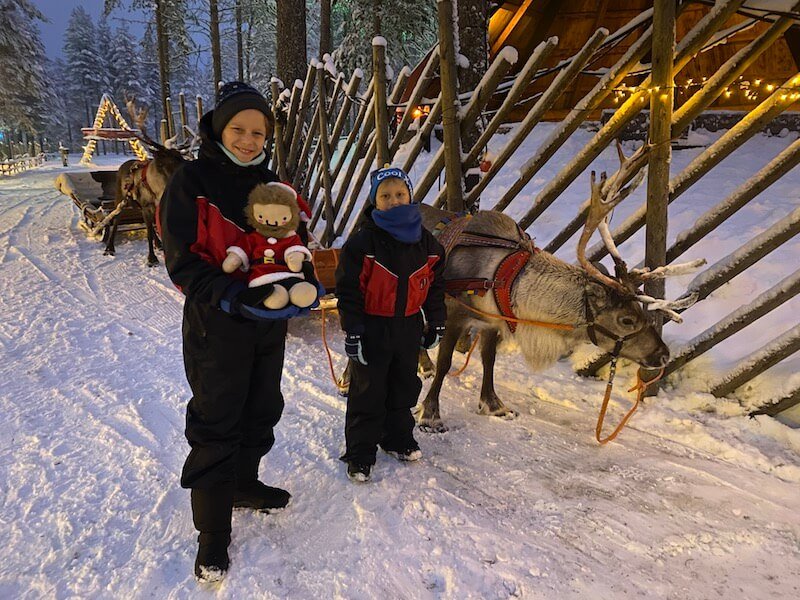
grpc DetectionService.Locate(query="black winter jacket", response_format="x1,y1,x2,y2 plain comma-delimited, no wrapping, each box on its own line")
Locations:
335,206,447,335
159,111,279,306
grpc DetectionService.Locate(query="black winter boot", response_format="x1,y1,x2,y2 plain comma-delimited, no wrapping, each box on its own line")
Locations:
191,485,234,582
234,450,291,512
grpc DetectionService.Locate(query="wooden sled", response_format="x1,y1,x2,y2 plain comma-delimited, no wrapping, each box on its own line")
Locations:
54,170,144,240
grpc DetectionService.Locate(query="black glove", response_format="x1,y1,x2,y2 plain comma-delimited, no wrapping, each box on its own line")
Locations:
421,324,446,349
344,332,368,365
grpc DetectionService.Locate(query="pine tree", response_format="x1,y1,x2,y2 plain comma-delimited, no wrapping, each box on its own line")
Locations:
0,0,50,135
63,6,102,143
95,17,114,96
332,0,437,78
110,22,147,102
41,58,71,150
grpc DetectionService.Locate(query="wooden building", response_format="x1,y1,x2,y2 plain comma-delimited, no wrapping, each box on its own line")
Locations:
403,1,800,120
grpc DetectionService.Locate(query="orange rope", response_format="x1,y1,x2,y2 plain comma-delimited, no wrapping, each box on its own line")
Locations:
447,333,480,377
449,295,575,331
320,307,348,394
595,366,665,444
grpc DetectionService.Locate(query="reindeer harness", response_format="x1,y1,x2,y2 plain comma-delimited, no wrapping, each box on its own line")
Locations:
434,215,539,333
124,160,156,201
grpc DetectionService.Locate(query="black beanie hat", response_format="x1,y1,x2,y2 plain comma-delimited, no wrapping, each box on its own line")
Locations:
211,81,272,139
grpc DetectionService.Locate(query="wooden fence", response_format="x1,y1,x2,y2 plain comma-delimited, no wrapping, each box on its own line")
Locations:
264,0,799,418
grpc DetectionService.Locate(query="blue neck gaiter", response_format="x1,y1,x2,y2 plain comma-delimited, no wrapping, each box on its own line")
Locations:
372,203,422,243
216,142,266,166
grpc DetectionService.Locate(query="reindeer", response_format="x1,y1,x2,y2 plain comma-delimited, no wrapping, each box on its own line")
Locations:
417,143,704,432
103,95,190,266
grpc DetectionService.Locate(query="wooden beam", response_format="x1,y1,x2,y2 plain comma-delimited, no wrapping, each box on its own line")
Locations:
490,0,534,56
710,324,800,398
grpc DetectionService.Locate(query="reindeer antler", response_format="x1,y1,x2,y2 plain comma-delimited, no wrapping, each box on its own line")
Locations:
576,140,709,323
125,92,166,152
577,141,650,294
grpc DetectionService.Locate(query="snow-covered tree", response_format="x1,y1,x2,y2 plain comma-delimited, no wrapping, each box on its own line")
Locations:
332,0,437,77
0,0,49,134
95,17,114,97
63,6,102,141
110,22,149,103
41,58,71,150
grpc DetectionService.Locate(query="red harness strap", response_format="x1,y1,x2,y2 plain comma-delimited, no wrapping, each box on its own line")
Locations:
492,250,531,333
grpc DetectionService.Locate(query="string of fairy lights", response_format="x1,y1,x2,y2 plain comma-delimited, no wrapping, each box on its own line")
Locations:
610,74,800,104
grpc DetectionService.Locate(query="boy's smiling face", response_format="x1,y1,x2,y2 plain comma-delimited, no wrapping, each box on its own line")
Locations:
221,109,270,163
375,178,411,211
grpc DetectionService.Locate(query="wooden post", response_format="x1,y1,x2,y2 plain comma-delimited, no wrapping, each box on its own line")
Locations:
710,324,800,398
316,67,337,246
293,63,326,189
665,269,800,378
301,73,345,197
165,96,175,138
160,119,169,144
196,96,204,123
437,0,465,212
283,78,304,150
179,92,188,141
270,79,289,182
287,61,317,176
640,0,675,392
372,37,390,168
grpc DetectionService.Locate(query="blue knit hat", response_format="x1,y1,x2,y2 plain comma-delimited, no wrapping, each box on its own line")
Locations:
368,166,415,205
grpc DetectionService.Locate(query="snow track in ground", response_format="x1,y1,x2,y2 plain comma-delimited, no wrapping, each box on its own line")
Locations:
0,157,798,598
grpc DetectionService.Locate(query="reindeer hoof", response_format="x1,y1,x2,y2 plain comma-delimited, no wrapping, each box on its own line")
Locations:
147,260,159,268
477,402,519,420
103,249,115,257
418,419,448,434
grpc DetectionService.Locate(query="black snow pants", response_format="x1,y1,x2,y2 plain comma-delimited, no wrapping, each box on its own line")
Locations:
180,297,287,489
342,314,423,465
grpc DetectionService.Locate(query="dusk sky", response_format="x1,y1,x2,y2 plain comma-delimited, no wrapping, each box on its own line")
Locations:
32,0,147,59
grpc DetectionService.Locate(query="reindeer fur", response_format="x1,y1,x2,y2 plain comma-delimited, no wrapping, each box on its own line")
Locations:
417,205,669,432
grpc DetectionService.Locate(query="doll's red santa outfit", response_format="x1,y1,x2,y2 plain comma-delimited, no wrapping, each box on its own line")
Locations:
225,230,312,288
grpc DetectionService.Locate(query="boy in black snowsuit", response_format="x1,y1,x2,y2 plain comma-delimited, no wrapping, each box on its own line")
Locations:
160,82,314,582
335,166,447,482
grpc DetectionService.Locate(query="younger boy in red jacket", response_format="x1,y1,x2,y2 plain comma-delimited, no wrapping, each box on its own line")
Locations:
335,167,446,482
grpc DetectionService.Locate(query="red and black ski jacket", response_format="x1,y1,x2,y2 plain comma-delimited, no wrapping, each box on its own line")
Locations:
159,111,284,306
335,207,446,335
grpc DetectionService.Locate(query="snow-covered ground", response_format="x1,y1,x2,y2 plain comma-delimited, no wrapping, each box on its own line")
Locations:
1,125,798,599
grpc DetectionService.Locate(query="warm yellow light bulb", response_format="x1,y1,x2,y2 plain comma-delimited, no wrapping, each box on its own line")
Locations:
766,84,775,91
